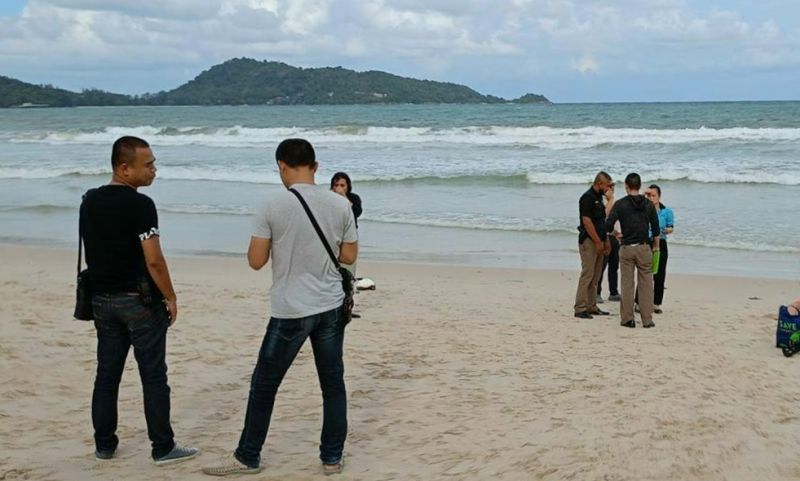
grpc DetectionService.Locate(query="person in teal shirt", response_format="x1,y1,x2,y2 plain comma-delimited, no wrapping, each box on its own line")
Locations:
645,184,674,313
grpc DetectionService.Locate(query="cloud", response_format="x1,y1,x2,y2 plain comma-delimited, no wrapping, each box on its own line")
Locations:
0,0,798,99
572,55,599,74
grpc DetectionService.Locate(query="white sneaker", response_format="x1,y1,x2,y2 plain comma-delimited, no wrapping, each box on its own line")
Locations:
202,453,262,476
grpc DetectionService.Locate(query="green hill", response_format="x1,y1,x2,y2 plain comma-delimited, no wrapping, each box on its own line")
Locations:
1,58,550,107
0,75,131,108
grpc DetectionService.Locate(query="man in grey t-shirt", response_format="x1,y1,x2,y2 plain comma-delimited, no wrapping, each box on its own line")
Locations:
203,139,357,477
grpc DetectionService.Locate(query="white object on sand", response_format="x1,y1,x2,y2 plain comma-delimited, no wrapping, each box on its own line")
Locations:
355,278,376,290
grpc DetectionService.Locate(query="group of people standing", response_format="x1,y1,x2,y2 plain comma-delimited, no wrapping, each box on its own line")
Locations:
573,171,675,328
79,136,360,475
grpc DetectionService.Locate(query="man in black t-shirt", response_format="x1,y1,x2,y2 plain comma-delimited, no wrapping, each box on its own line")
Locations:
574,172,613,319
80,136,198,465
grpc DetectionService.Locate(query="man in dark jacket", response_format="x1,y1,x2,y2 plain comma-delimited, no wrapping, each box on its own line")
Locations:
605,173,660,328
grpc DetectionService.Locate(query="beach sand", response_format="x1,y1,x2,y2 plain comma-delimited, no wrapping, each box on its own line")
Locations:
1,244,799,481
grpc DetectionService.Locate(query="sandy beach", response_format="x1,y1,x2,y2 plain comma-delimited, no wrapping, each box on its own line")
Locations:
1,243,799,481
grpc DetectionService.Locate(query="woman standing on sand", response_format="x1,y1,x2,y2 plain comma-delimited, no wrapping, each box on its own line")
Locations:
331,172,363,318
645,184,674,314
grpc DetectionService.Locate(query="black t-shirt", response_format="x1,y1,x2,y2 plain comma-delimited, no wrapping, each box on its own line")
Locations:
80,185,162,297
578,187,607,243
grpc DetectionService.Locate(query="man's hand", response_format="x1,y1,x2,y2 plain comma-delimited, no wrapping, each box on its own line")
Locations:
603,239,612,256
164,298,178,326
594,240,603,253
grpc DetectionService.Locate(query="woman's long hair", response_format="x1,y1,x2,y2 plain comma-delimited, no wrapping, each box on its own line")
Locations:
330,172,353,194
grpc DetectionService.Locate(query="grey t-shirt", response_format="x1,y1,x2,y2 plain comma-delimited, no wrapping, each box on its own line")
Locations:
252,183,358,319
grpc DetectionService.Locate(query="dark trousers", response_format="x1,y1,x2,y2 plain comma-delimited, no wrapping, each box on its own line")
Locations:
598,237,620,296
91,293,175,459
235,308,347,468
654,239,669,305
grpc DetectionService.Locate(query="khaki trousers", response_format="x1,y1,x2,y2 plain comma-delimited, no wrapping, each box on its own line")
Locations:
574,238,605,313
619,244,654,326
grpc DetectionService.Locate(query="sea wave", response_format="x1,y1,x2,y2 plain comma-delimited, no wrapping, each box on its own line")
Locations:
8,124,800,149
362,213,575,234
0,166,797,186
362,213,799,253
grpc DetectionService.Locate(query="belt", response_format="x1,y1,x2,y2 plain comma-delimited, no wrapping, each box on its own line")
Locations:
622,241,648,246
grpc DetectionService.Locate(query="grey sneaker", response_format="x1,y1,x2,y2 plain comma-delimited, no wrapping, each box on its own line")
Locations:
595,294,605,304
202,453,262,476
608,294,621,301
153,444,200,466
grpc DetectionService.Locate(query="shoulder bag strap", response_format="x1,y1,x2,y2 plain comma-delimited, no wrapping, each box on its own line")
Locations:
289,188,342,269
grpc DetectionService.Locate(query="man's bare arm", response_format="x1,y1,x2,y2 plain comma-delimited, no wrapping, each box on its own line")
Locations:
141,236,178,324
248,236,271,270
339,242,358,265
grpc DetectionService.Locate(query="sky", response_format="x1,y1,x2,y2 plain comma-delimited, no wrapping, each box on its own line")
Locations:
0,0,798,102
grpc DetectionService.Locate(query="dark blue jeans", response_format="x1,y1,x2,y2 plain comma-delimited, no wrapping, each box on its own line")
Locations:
235,308,347,467
91,293,175,459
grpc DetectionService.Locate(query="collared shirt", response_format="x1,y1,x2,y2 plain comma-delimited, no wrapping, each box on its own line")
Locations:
657,204,675,240
578,187,607,243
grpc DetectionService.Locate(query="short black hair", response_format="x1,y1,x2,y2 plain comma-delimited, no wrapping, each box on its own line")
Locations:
625,173,642,190
330,172,352,194
595,171,612,184
275,138,315,167
648,184,661,196
111,136,149,169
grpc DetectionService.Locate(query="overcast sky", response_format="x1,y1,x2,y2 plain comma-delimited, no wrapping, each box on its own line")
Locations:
0,0,798,102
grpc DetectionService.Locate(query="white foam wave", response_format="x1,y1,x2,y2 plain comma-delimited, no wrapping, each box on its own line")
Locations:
10,124,800,150
525,170,800,186
362,213,574,234
1,165,797,186
670,238,800,254
161,204,254,216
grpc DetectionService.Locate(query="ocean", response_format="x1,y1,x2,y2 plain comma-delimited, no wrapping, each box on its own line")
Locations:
1,102,798,279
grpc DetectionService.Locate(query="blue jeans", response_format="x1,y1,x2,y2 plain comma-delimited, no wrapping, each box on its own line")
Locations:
91,293,175,459
235,308,347,467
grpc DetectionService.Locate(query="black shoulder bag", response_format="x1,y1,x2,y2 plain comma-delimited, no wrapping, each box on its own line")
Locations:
289,188,355,325
74,191,94,320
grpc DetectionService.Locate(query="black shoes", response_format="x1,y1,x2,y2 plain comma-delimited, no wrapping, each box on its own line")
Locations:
574,311,594,319
621,320,636,328
95,449,115,461
643,323,655,328
590,309,611,316
351,313,361,319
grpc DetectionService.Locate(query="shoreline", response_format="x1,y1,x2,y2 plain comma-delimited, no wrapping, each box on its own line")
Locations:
3,233,797,281
2,243,799,480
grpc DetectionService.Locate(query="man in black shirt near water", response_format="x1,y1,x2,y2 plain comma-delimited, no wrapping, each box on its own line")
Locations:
605,173,660,328
80,136,198,465
574,172,613,319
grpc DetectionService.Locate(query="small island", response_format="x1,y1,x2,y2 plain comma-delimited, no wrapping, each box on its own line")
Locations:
0,58,549,108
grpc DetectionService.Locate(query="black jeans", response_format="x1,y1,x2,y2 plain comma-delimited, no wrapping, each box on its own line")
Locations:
598,237,620,296
91,293,175,459
653,238,669,305
235,307,347,468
